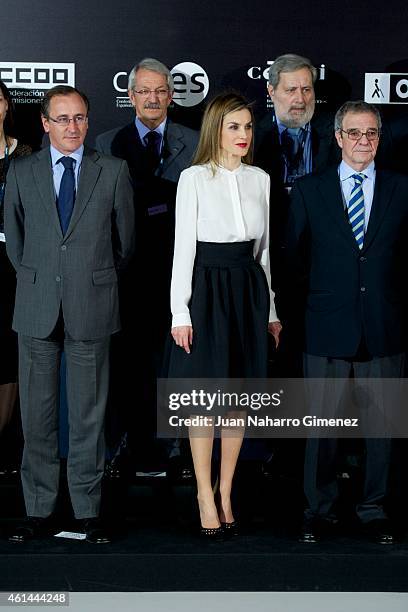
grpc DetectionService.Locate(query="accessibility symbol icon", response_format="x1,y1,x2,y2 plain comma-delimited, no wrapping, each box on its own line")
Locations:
364,73,390,104
365,73,408,104
371,78,384,99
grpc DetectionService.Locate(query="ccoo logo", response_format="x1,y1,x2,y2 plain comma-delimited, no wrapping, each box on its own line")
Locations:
0,62,75,89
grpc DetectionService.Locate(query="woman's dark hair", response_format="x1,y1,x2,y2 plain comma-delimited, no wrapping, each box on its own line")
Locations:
0,79,15,139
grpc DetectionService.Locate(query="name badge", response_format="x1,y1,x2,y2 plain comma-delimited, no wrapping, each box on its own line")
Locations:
147,203,168,216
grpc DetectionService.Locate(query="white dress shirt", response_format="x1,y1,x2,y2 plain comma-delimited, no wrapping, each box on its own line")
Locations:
339,160,376,231
171,163,278,327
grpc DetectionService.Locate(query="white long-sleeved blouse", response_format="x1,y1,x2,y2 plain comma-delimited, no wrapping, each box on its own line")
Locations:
170,162,278,327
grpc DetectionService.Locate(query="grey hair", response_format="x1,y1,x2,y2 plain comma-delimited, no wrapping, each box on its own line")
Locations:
128,57,174,93
334,100,382,132
268,53,317,88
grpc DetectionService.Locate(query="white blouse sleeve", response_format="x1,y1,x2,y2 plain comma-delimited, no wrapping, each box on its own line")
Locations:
253,173,279,323
170,169,198,327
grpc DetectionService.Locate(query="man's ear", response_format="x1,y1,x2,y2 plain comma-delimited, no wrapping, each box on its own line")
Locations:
41,116,50,134
128,89,136,109
335,129,343,149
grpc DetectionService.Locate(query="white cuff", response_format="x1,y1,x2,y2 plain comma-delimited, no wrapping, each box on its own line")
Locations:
171,312,192,328
269,301,279,323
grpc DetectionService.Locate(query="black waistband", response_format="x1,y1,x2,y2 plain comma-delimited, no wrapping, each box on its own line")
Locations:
195,240,255,267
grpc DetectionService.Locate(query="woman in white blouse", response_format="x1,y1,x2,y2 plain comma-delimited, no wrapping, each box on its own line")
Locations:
168,93,281,538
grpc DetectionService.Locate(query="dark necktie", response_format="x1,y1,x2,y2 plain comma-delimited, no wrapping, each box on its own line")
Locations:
143,130,161,173
57,156,76,234
281,128,305,184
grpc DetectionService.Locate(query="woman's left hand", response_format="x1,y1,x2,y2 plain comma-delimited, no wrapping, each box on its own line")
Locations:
268,321,282,348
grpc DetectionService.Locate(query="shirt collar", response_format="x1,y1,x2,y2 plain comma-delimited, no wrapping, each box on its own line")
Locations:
275,114,311,137
135,116,166,143
339,160,375,182
50,144,84,168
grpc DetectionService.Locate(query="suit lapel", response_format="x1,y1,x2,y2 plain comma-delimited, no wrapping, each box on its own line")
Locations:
270,123,285,180
317,166,360,252
32,148,62,238
363,170,395,250
162,121,186,174
64,148,101,239
311,125,330,172
258,120,285,180
311,114,341,172
121,122,145,169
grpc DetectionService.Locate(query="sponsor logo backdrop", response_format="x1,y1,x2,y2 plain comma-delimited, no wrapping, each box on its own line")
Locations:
2,0,407,147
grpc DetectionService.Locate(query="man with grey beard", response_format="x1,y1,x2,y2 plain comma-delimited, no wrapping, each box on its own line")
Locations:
254,54,340,378
255,53,339,192
254,54,340,482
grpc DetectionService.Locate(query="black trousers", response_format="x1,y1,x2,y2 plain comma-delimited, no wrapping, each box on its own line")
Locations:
303,350,405,523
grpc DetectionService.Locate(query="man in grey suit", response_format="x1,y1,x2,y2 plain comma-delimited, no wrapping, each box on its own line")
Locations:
96,58,198,478
5,85,134,543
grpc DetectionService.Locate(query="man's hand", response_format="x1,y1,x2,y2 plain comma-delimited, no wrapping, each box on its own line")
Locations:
268,321,282,348
171,325,193,354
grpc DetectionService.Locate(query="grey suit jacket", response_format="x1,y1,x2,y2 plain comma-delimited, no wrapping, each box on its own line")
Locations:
4,146,134,341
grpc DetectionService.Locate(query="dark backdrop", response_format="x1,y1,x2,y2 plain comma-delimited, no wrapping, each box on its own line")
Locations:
1,0,408,147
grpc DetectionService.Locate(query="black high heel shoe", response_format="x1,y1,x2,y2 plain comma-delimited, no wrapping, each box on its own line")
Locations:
200,525,224,540
221,521,239,536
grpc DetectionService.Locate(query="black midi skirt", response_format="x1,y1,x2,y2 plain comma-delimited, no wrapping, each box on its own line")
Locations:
166,241,270,379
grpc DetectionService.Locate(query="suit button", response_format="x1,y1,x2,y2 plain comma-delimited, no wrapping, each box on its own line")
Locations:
61,245,67,251
360,286,366,292
56,276,61,282
360,256,366,262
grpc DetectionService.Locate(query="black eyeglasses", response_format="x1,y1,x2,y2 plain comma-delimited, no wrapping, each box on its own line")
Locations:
47,115,88,126
340,128,380,141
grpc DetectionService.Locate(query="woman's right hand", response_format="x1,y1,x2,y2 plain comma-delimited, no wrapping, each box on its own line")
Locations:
171,325,193,354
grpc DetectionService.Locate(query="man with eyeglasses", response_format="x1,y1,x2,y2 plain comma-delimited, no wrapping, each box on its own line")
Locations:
254,54,341,379
96,59,198,481
4,85,134,544
255,54,340,193
286,100,408,544
252,55,341,484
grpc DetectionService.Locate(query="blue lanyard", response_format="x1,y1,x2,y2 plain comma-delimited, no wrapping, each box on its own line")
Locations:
0,145,10,206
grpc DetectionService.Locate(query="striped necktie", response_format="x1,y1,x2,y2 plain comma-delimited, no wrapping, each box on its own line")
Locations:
348,173,366,249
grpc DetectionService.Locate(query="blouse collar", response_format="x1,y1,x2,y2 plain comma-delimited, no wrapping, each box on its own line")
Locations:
217,162,243,176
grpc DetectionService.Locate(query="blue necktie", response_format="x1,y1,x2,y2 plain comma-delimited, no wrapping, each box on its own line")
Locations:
281,127,305,183
57,156,75,234
348,173,365,249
